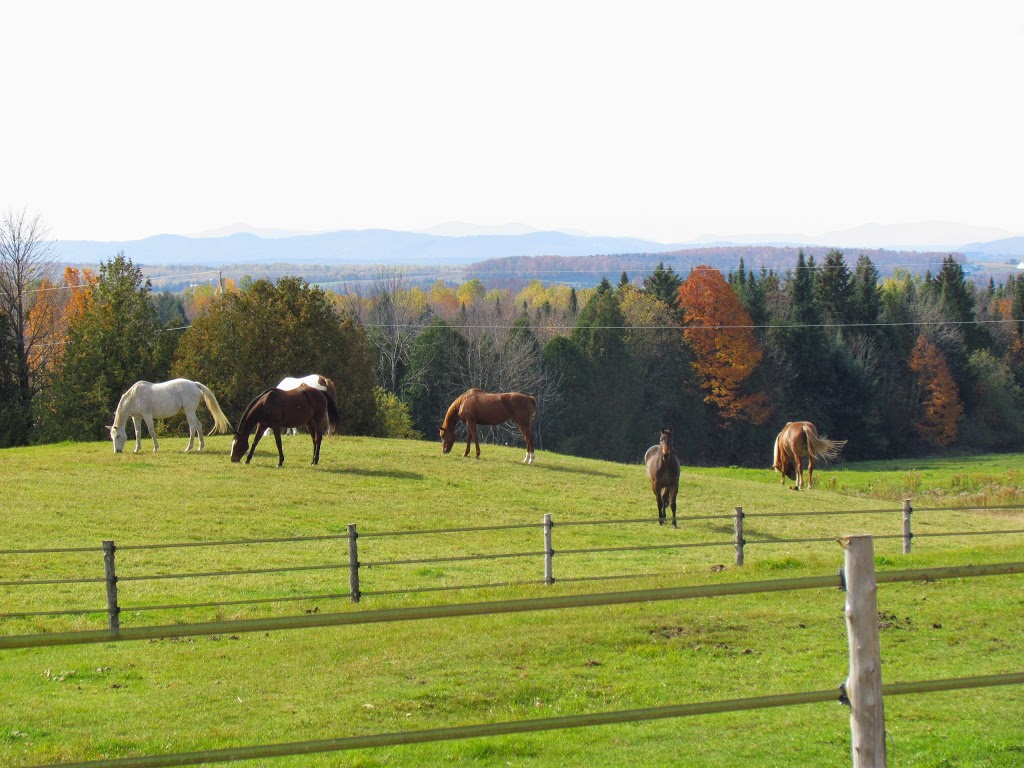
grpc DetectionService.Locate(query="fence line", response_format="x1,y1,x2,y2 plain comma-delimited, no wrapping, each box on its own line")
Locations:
4,561,1024,651
22,672,1024,768
0,573,846,649
8,550,1024,768
361,551,542,568
3,501,1023,626
117,562,349,582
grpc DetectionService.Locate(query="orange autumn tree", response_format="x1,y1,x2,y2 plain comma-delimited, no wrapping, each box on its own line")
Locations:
678,266,769,424
908,333,964,446
25,266,96,372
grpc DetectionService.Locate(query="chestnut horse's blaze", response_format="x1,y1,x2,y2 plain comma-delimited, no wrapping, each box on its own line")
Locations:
439,388,537,463
772,421,846,490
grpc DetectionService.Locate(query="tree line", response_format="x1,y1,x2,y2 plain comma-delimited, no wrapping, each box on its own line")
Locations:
4,209,1024,466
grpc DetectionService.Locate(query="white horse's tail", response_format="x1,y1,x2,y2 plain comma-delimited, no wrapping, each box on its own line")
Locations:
804,425,847,463
195,381,231,434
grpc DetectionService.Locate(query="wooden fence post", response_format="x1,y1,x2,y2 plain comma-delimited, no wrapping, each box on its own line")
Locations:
841,534,886,767
102,539,120,631
347,524,360,603
734,507,745,566
543,514,554,585
902,499,913,555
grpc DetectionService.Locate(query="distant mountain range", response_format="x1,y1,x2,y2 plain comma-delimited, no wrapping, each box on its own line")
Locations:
52,229,689,267
50,221,1024,270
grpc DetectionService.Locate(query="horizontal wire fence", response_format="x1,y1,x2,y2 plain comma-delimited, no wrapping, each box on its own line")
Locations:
2,502,1022,630
4,558,1024,768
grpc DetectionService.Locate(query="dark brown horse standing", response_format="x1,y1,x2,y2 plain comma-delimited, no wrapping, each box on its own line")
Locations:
440,388,537,463
772,420,847,490
645,427,681,527
230,384,340,467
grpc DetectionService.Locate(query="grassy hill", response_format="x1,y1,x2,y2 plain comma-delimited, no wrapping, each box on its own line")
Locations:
1,438,1022,766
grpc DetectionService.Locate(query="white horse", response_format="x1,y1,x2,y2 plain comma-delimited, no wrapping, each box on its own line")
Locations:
263,375,337,436
108,379,231,453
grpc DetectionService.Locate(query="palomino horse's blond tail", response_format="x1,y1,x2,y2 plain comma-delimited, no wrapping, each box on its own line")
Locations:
195,381,231,435
804,425,847,463
771,432,783,469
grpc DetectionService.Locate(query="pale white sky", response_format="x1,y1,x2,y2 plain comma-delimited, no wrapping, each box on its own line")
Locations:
3,1,1023,244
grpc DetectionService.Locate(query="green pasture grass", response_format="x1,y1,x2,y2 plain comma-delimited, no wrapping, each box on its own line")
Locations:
0,437,1022,767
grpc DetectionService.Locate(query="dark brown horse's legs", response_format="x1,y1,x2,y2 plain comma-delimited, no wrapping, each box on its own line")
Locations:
245,429,263,464
273,430,284,467
309,422,321,465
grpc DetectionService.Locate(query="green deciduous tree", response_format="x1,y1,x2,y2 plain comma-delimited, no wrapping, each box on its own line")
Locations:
172,276,377,434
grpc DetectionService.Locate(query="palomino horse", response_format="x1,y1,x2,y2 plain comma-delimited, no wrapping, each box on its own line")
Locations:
263,374,337,436
108,379,231,453
230,384,340,467
440,388,537,463
645,427,681,527
772,421,847,490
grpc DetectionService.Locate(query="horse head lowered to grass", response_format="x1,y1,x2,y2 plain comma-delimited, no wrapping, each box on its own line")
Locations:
108,379,230,453
772,420,847,490
439,388,537,463
230,384,340,467
645,427,681,527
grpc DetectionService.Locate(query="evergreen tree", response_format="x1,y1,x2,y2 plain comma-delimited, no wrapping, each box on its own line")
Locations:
38,253,164,441
642,262,683,314
566,284,643,460
541,335,590,455
933,256,975,326
400,319,470,438
852,255,882,326
0,308,28,446
767,250,834,422
814,249,854,327
731,259,770,328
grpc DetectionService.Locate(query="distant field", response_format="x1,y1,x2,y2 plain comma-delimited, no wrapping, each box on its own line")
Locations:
1,437,1021,767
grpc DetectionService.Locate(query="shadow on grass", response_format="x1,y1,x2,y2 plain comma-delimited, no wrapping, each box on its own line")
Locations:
529,464,618,478
319,467,425,481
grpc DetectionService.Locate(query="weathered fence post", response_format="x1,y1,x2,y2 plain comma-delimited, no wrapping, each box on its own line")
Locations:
347,523,360,603
543,514,554,585
841,534,886,767
902,499,913,555
734,507,745,566
102,539,120,631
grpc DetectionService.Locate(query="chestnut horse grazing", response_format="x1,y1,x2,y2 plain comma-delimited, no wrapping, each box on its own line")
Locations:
230,384,340,467
772,421,847,490
440,388,537,463
645,428,681,527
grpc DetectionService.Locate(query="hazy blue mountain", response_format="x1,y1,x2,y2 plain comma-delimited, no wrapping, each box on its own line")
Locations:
696,221,1015,252
959,236,1024,258
53,229,689,267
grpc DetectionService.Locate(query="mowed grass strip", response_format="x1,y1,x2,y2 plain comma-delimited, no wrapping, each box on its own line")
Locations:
1,437,1022,767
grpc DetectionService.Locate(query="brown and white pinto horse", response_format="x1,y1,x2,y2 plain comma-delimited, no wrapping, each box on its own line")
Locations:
772,421,847,490
440,388,537,463
264,375,338,436
645,427,681,527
